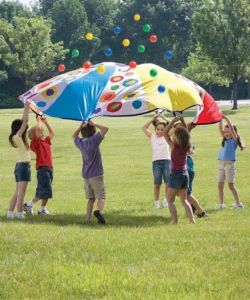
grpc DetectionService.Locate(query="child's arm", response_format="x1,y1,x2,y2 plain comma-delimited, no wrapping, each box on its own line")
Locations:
72,122,84,139
222,115,237,140
163,116,180,150
88,120,109,136
41,117,55,140
218,119,224,138
160,113,170,123
142,114,158,138
179,115,187,129
17,101,30,137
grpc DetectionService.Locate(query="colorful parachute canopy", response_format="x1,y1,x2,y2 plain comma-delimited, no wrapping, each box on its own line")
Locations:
19,62,221,124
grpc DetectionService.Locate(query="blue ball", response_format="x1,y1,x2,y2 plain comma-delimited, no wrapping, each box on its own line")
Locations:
105,48,112,56
165,51,173,59
114,27,121,34
158,85,165,93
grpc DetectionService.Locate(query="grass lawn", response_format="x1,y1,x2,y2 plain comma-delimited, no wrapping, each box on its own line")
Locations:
0,107,250,299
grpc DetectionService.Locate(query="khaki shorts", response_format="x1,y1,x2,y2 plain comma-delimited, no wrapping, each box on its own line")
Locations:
217,161,236,183
84,175,106,200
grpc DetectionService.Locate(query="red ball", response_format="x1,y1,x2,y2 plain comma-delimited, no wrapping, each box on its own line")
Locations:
129,61,137,69
58,64,65,72
150,35,157,43
83,61,91,69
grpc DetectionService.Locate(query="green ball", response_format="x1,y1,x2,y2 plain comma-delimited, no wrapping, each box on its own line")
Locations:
72,49,79,57
150,68,158,77
143,24,151,32
138,45,145,53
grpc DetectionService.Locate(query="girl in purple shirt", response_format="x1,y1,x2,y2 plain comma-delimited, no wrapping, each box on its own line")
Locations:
164,116,195,224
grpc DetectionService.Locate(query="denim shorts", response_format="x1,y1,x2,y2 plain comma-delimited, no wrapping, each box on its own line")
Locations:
187,172,195,195
35,167,53,199
168,170,189,189
152,160,171,184
14,162,31,182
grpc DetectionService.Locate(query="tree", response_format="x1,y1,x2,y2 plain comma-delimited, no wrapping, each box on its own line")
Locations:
192,0,250,109
0,0,31,22
182,43,230,94
0,17,68,89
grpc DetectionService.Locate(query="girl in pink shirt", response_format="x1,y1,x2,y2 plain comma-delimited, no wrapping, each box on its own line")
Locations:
164,116,195,224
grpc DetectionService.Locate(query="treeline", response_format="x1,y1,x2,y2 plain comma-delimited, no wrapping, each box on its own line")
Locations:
1,0,250,109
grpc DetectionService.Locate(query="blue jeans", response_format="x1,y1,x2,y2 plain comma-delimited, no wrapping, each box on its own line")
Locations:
35,167,53,199
169,170,189,189
152,160,171,184
14,162,31,182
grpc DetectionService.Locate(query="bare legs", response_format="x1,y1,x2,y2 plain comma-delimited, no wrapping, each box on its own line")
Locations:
154,184,161,200
86,198,105,221
9,181,28,213
187,194,204,214
218,182,240,205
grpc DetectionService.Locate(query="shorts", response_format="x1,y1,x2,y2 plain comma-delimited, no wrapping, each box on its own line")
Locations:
35,167,53,199
168,170,189,190
14,162,31,182
152,160,171,185
217,161,236,183
84,175,106,200
187,172,195,195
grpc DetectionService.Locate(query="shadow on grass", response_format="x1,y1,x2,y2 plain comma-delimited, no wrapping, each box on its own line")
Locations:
0,212,171,228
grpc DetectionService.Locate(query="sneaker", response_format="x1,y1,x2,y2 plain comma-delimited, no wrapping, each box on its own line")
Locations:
234,203,244,209
93,210,106,225
163,199,168,208
23,203,34,215
216,204,226,210
154,202,160,209
17,215,25,220
38,209,53,215
7,214,14,220
197,211,208,218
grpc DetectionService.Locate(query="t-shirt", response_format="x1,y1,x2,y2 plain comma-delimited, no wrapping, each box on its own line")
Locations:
74,132,104,179
12,134,31,162
217,138,237,161
187,156,194,173
171,144,187,171
150,135,170,162
30,135,53,169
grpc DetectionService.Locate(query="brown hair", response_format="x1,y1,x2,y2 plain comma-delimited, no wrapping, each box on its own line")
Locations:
9,119,29,149
222,124,245,151
152,120,169,128
174,127,192,154
81,123,96,138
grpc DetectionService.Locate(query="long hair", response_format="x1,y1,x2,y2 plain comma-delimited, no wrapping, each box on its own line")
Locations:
222,125,245,151
80,123,96,138
174,127,192,154
9,119,29,149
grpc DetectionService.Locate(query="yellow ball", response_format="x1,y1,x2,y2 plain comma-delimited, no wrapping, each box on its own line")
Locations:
123,39,130,47
134,14,140,21
86,33,93,40
97,65,106,74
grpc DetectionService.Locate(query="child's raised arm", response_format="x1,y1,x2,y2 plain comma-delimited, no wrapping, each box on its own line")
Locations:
218,119,224,138
163,116,180,150
222,115,237,141
142,114,158,138
88,120,109,136
72,122,84,139
41,117,55,140
17,101,30,137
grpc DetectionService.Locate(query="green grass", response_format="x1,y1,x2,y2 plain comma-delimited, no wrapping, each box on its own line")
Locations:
0,107,250,300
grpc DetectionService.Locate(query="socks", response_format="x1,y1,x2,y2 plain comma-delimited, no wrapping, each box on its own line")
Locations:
27,200,35,207
7,211,14,219
17,212,24,219
39,206,45,212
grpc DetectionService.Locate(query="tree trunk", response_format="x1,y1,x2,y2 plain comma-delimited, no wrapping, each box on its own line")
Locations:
232,74,238,110
248,80,250,99
209,84,212,94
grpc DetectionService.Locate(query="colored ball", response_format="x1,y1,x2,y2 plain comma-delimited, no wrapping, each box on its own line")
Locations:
123,39,130,47
129,61,137,69
134,14,140,21
138,45,145,53
114,27,121,34
143,24,151,32
72,49,79,57
165,51,173,59
86,33,93,40
105,48,113,56
97,65,106,74
158,85,166,93
83,61,91,69
150,68,158,77
58,64,65,72
150,35,157,43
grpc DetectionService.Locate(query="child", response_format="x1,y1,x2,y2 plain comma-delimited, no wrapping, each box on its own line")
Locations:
7,101,30,220
73,120,109,224
216,115,245,210
142,114,171,209
23,116,55,215
163,116,195,224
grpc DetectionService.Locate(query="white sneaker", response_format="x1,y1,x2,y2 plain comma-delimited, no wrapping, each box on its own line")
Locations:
7,214,14,220
38,209,53,215
216,204,226,210
163,199,168,208
154,202,160,209
234,203,244,209
17,215,25,220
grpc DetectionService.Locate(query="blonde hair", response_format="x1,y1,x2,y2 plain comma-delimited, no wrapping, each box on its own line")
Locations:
28,126,36,140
